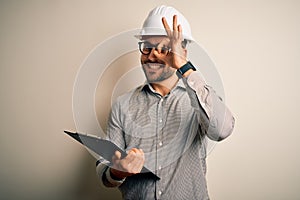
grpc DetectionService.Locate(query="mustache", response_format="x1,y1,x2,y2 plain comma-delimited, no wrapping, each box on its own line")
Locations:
142,60,165,65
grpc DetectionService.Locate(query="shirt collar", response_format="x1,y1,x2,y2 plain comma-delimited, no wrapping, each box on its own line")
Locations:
140,78,186,94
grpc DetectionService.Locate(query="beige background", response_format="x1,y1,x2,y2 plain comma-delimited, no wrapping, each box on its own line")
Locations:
1,0,299,199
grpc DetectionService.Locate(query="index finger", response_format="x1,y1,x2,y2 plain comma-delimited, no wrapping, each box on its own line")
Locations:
162,17,172,37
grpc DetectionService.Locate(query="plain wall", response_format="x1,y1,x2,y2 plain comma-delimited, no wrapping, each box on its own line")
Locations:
1,0,299,199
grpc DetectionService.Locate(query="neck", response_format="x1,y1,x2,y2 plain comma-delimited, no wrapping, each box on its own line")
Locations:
150,73,179,96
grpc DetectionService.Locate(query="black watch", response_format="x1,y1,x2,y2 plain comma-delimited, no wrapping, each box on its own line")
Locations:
176,61,196,78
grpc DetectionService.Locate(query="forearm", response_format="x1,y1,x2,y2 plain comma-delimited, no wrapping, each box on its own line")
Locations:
182,70,235,141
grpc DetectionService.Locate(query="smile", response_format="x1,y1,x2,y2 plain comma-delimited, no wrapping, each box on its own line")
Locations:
146,63,164,70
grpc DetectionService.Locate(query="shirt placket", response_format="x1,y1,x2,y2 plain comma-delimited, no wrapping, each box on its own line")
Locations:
155,96,164,199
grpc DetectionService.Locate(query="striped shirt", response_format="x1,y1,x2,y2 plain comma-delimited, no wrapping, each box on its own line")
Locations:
97,71,235,200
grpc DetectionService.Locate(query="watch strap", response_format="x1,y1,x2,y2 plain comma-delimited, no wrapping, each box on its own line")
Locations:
177,61,196,77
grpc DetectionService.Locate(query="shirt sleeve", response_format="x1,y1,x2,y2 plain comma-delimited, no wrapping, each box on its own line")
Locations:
96,99,127,187
96,160,125,187
182,70,235,141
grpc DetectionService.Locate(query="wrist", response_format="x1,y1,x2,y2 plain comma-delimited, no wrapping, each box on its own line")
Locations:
103,167,125,186
182,69,194,77
109,168,127,180
175,60,188,70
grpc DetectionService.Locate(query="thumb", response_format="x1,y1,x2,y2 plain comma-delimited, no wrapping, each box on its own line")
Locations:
114,150,121,159
112,150,121,163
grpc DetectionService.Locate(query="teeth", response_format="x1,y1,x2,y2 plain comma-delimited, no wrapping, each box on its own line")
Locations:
147,63,162,69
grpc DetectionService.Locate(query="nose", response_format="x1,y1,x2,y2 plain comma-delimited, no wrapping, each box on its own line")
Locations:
147,47,158,61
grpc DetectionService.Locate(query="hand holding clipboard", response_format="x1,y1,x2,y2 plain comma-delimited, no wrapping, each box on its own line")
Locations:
64,130,159,179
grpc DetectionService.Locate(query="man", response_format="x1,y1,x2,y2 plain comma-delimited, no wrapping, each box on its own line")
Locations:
96,5,235,200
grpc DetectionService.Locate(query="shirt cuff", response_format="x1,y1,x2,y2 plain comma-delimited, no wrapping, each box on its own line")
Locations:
104,167,126,186
186,71,206,92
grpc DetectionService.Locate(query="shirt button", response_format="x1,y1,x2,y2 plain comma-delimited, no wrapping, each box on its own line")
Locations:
159,141,163,146
158,191,162,195
158,166,162,170
159,119,162,123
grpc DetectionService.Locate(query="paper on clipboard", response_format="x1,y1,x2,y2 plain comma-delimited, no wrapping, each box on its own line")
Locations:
64,130,159,179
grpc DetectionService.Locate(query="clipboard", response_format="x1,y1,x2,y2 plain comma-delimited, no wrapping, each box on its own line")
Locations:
64,130,159,179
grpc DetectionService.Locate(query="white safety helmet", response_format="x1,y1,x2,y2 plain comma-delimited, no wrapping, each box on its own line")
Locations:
136,5,194,42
